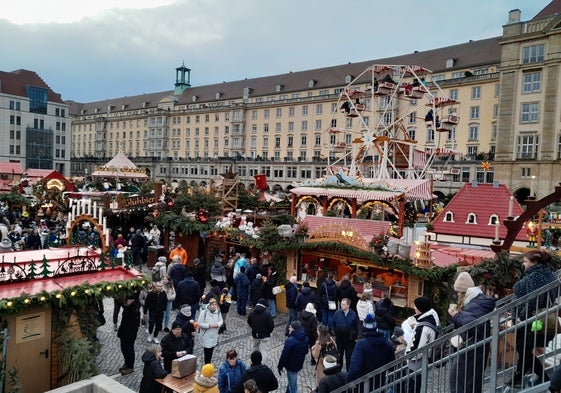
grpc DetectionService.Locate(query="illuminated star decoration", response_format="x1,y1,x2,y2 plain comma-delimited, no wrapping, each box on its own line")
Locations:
481,161,491,171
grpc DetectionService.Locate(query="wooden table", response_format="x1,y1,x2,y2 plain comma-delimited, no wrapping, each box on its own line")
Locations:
156,373,195,393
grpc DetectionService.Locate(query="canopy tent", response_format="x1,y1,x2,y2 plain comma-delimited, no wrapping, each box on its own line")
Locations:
91,151,148,179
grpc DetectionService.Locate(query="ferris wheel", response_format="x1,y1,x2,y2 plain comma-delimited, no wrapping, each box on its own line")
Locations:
326,64,460,181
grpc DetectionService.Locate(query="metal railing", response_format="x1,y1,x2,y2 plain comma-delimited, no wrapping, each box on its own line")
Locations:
334,273,561,393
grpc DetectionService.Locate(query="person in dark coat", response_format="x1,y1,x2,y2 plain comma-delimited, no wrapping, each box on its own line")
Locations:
203,283,222,306
448,274,496,393
319,273,338,330
347,313,395,391
265,265,278,318
510,250,557,387
247,298,274,351
336,276,357,311
139,343,168,393
130,228,146,267
284,276,298,335
25,229,42,250
316,355,347,393
174,305,197,337
168,256,187,308
251,274,266,308
193,258,207,292
278,320,309,393
331,298,358,371
144,281,168,344
234,266,251,316
374,296,395,342
231,351,278,393
295,281,317,315
299,302,318,365
177,271,202,318
117,292,141,375
160,321,194,372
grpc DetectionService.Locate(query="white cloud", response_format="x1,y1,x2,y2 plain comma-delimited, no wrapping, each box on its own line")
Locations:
0,0,549,102
2,0,176,24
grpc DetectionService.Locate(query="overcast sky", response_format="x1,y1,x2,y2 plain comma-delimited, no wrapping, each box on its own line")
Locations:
1,0,549,103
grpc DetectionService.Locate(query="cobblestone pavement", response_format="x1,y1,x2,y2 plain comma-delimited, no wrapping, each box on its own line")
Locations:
96,273,318,392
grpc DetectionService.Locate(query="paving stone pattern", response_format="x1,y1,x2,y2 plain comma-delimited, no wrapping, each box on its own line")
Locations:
96,272,318,392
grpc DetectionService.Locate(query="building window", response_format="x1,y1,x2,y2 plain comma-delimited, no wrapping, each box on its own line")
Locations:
426,128,434,143
289,107,295,117
520,102,540,123
447,127,456,142
408,129,416,141
489,214,499,225
467,145,478,158
493,104,499,119
471,86,481,100
523,71,541,93
287,136,293,148
470,106,480,120
409,112,416,123
288,122,294,132
521,167,532,178
302,120,308,131
558,135,561,159
302,105,308,116
449,89,458,100
316,104,323,115
276,108,282,118
345,118,353,128
264,109,269,119
517,134,538,159
275,122,282,132
522,44,545,64
444,212,454,222
466,213,477,224
301,135,307,147
315,120,322,130
468,125,479,141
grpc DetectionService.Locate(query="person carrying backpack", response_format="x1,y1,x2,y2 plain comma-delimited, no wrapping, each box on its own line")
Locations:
403,297,439,393
152,256,167,282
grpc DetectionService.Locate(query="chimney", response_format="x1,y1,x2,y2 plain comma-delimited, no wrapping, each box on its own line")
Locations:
471,180,478,188
507,9,521,24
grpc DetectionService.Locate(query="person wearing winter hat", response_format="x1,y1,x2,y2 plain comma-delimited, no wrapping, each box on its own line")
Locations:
139,343,168,393
448,273,495,393
403,297,439,393
160,320,194,372
194,363,219,393
278,320,309,393
453,271,475,293
390,326,407,358
316,355,347,393
299,302,318,365
348,312,395,389
173,304,197,337
363,313,377,330
247,298,274,351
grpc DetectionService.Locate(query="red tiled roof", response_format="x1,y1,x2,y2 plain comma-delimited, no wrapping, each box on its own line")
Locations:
533,0,561,20
0,69,64,103
0,162,24,174
303,216,391,245
432,182,526,241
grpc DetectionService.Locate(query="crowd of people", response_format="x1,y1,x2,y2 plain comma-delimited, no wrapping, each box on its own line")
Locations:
110,245,561,393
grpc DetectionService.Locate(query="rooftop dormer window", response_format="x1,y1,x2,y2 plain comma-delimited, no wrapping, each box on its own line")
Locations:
466,212,477,224
444,212,454,222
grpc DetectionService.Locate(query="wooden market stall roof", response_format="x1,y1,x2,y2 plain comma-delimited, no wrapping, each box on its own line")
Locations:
0,246,144,299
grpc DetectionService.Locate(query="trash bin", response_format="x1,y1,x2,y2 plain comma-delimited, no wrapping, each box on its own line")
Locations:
147,245,165,268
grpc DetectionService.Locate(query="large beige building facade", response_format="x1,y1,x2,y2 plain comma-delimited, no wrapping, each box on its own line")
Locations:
69,3,561,199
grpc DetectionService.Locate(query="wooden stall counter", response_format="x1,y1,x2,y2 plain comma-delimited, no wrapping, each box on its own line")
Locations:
156,373,194,393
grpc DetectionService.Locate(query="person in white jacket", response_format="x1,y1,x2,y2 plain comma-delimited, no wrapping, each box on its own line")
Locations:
197,298,223,364
356,290,374,339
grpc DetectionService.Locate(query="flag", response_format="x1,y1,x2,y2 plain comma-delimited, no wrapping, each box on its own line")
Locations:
254,174,268,191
